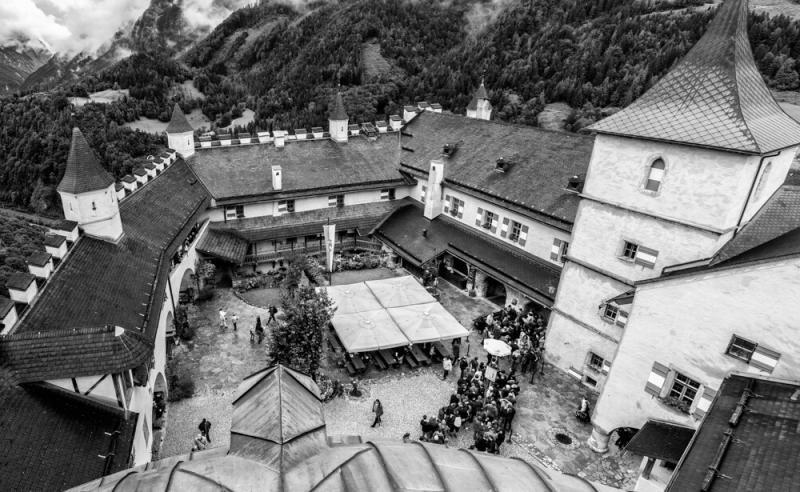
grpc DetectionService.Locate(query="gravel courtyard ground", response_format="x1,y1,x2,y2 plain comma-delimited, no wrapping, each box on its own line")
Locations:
162,269,640,488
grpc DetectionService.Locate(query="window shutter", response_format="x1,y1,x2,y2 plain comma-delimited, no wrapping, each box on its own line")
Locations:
490,217,498,234
750,345,781,373
615,309,628,327
457,201,463,219
443,195,451,214
693,386,717,419
601,360,611,374
550,238,562,261
645,361,669,396
500,217,510,238
475,208,484,227
328,196,337,207
518,225,529,246
634,245,659,268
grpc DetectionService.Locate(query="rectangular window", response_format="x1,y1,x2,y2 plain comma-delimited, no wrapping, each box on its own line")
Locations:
602,304,619,322
380,189,396,201
621,241,658,268
483,211,496,229
551,238,569,263
421,185,427,203
278,200,295,213
448,197,464,219
600,303,628,326
328,195,344,208
225,205,244,220
509,221,522,241
726,335,757,362
622,241,638,260
669,372,701,406
588,353,606,372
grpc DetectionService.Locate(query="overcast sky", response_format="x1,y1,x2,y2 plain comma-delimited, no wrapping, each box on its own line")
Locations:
0,0,251,54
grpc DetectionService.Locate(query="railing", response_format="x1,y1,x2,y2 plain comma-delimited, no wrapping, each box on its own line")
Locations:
243,239,382,265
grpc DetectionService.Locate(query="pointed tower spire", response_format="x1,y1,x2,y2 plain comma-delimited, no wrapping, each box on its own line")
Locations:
329,90,349,143
590,0,800,154
165,103,195,158
467,77,492,120
57,128,114,194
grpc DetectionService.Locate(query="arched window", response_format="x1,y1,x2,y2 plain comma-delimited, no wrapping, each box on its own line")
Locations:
754,161,772,201
645,158,666,192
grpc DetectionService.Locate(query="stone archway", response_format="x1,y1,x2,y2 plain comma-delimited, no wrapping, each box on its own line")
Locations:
179,268,195,304
484,277,507,305
151,372,168,459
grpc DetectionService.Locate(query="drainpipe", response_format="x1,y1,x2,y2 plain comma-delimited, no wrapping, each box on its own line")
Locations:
735,151,779,233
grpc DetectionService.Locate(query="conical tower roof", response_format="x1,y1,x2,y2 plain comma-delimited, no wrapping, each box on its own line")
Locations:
57,128,114,194
329,92,348,121
468,80,489,110
165,103,194,134
589,0,800,154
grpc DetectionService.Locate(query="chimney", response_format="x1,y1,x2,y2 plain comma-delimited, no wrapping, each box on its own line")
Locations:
6,272,38,305
403,105,419,123
27,251,53,280
0,297,17,335
423,159,445,220
272,165,282,190
44,233,68,260
389,114,403,131
273,130,286,148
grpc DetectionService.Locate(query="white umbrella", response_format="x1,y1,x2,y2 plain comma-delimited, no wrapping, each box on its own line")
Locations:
483,339,511,357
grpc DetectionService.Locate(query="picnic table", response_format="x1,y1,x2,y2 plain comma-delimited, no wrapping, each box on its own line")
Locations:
379,349,398,367
409,345,430,366
371,351,388,370
349,353,366,373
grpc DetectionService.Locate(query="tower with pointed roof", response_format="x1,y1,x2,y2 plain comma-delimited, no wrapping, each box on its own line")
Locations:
543,0,800,453
165,103,195,158
466,79,492,120
58,128,123,242
329,91,349,143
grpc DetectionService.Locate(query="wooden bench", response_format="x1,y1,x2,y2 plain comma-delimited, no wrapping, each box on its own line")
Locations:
328,334,345,353
372,352,388,371
405,355,418,369
344,361,357,377
350,354,366,373
379,349,398,367
410,345,430,366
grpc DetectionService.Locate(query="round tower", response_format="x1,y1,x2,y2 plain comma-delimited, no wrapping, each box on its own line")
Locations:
165,103,195,158
57,128,123,242
329,91,349,143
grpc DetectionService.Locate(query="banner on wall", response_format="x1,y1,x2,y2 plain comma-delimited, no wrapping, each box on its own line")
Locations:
323,223,336,273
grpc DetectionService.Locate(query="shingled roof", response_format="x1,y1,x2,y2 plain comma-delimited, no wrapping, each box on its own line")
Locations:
0,383,137,491
329,92,348,121
165,103,194,134
590,0,800,154
4,160,210,381
57,128,115,194
195,229,249,264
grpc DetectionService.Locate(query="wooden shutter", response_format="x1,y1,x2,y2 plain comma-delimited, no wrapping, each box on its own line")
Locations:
475,208,484,227
457,200,463,219
693,386,717,419
750,345,781,373
500,217,510,238
443,195,451,214
645,361,669,396
601,359,611,374
550,238,562,261
634,245,659,268
518,225,529,246
490,216,498,233
615,309,629,327
328,196,337,207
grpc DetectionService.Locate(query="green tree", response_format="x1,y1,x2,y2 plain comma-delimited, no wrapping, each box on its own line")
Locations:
774,57,800,90
269,285,335,377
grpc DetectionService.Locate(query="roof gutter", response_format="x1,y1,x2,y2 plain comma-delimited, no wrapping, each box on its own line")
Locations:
735,151,779,232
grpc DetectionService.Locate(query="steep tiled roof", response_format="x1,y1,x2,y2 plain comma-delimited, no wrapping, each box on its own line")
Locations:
1,326,153,383
625,420,694,463
712,171,800,264
54,219,78,232
373,203,560,305
57,128,115,194
44,233,66,247
0,296,14,317
668,374,800,491
195,229,249,264
165,103,194,134
590,0,800,154
211,200,408,242
26,251,52,267
0,383,137,491
402,111,593,228
329,92,348,121
5,160,210,380
189,137,403,202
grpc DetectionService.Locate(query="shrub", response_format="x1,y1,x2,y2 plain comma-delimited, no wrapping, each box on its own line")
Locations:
167,362,196,402
174,305,195,341
196,285,215,302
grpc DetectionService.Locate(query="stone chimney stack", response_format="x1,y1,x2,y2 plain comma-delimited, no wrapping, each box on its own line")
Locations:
272,165,282,191
423,159,446,220
273,130,286,148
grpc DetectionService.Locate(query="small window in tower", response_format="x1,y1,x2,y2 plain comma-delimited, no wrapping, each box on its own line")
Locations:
645,159,665,192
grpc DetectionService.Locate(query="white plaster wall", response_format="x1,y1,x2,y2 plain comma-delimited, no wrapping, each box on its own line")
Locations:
2,308,18,333
169,221,207,302
9,281,37,304
570,200,721,281
28,262,53,279
441,187,571,265
49,375,119,404
59,184,123,240
545,262,627,372
592,257,800,432
740,146,798,224
584,135,758,231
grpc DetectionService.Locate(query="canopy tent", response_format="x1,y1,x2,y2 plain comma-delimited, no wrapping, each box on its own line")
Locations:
387,303,469,344
325,283,383,314
364,276,436,308
332,309,409,352
325,275,469,353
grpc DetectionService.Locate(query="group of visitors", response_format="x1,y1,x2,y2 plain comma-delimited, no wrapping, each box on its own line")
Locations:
481,300,548,382
420,357,521,453
192,418,212,451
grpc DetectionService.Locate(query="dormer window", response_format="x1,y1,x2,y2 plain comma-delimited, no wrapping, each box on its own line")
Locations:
645,158,665,192
495,157,513,173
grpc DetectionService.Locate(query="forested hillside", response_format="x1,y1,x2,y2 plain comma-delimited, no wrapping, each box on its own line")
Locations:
4,0,800,216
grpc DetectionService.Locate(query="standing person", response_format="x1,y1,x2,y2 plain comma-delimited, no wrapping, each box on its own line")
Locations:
267,304,278,324
192,433,208,451
442,356,452,380
218,309,227,330
371,399,384,428
256,319,265,344
231,313,239,332
252,316,262,343
198,418,211,442
459,357,468,378
452,338,461,361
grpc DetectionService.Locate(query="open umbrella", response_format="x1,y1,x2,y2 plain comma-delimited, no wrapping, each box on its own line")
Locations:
483,339,511,357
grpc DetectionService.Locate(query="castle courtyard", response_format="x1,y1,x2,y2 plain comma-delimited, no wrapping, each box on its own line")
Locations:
161,273,641,489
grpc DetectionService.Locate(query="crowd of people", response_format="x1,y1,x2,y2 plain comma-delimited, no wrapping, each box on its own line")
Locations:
478,300,548,382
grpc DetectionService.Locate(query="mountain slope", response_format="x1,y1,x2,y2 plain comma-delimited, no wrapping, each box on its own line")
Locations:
0,46,51,95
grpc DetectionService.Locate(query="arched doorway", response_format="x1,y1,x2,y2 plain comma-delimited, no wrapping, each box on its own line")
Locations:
179,268,195,304
484,277,507,305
